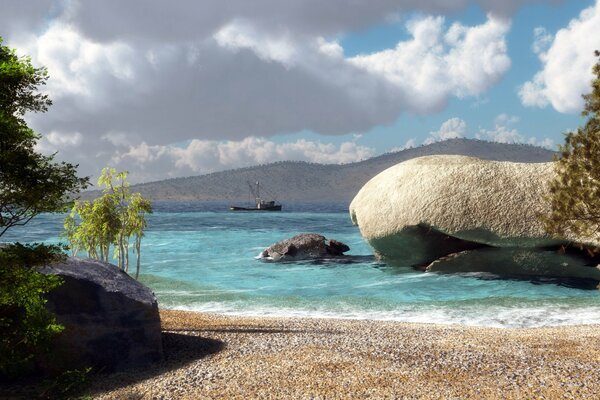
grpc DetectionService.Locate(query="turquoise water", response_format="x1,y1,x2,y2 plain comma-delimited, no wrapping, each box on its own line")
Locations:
5,202,600,328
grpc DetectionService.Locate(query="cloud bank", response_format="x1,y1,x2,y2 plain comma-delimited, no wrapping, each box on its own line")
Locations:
0,0,557,181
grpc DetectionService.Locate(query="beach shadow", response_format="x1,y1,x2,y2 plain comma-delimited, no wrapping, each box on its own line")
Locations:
0,332,225,399
166,326,341,335
85,332,225,396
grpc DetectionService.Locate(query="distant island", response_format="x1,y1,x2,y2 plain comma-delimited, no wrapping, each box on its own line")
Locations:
82,139,555,203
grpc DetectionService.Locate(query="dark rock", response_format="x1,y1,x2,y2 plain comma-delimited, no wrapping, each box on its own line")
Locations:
38,257,163,373
260,233,350,261
327,240,350,256
368,224,489,267
425,248,600,288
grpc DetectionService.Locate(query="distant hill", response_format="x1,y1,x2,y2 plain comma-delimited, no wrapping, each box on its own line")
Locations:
82,139,556,203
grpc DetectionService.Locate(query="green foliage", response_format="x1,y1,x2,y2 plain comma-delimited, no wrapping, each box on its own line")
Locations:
543,51,600,250
0,243,65,379
39,367,92,400
0,36,89,237
64,168,152,278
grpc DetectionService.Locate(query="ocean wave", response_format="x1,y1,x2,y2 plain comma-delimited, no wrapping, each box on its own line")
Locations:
166,302,600,328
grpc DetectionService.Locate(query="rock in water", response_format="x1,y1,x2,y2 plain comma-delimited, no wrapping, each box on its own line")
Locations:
426,248,600,288
39,257,163,373
260,233,350,261
349,155,600,281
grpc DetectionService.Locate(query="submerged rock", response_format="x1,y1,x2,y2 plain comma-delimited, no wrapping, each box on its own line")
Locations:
260,233,350,261
39,257,163,373
425,248,600,287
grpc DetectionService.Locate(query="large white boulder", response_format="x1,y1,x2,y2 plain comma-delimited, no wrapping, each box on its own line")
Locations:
349,155,564,265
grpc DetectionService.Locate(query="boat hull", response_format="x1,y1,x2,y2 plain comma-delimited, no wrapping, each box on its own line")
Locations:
230,205,282,211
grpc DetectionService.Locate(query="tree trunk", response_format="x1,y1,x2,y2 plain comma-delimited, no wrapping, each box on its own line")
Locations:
135,238,141,280
124,241,130,273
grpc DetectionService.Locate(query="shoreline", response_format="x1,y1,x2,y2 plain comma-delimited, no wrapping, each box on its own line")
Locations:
164,305,600,329
89,309,600,399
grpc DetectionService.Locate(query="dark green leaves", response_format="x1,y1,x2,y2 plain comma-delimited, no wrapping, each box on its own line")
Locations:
0,36,89,237
543,51,600,251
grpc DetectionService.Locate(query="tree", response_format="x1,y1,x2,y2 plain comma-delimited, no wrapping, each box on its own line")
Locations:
543,51,600,250
0,36,88,237
0,37,87,378
64,168,152,278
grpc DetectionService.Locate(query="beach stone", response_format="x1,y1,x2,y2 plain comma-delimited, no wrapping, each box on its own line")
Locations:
350,155,567,264
38,257,163,373
260,233,350,261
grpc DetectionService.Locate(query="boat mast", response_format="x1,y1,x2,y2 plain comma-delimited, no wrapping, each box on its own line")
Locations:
255,181,261,207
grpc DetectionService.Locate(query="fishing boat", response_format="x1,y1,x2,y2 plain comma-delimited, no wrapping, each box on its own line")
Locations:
229,181,282,211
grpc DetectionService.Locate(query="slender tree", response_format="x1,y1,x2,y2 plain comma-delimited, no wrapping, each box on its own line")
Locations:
128,193,152,279
543,51,600,250
64,168,152,278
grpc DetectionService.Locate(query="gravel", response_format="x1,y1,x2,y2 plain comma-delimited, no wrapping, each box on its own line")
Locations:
89,310,600,399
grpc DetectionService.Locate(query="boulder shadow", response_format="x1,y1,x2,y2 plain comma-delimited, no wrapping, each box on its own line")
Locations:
268,255,381,267
87,332,225,395
0,332,225,399
166,326,340,335
456,273,600,290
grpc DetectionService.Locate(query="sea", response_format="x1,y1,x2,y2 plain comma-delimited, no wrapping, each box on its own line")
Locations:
5,201,600,328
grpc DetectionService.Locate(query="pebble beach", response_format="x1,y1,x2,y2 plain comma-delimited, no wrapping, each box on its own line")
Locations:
89,309,600,399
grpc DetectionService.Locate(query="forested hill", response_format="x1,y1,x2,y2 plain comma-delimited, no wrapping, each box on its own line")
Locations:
83,139,556,203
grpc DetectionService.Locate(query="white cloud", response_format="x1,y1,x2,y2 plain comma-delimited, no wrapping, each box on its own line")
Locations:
214,20,297,66
527,137,555,150
350,15,511,112
519,1,600,113
35,131,83,153
477,125,522,143
433,117,467,139
111,137,375,182
531,26,552,54
390,138,417,152
494,113,519,126
475,113,522,143
18,23,136,102
316,37,344,59
423,117,467,144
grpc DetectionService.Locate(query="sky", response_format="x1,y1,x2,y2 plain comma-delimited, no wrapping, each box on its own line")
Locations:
1,0,599,184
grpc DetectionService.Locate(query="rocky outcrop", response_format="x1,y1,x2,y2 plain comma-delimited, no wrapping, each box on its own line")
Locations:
349,155,600,282
425,248,600,285
260,234,350,261
39,257,163,373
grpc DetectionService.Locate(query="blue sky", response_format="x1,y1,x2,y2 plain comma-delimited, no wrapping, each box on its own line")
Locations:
2,0,599,182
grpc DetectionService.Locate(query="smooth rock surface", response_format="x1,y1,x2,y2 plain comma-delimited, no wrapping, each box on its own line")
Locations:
350,155,564,250
260,233,350,261
39,257,163,373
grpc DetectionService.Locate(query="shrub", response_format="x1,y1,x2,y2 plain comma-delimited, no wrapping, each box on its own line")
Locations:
0,243,66,379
